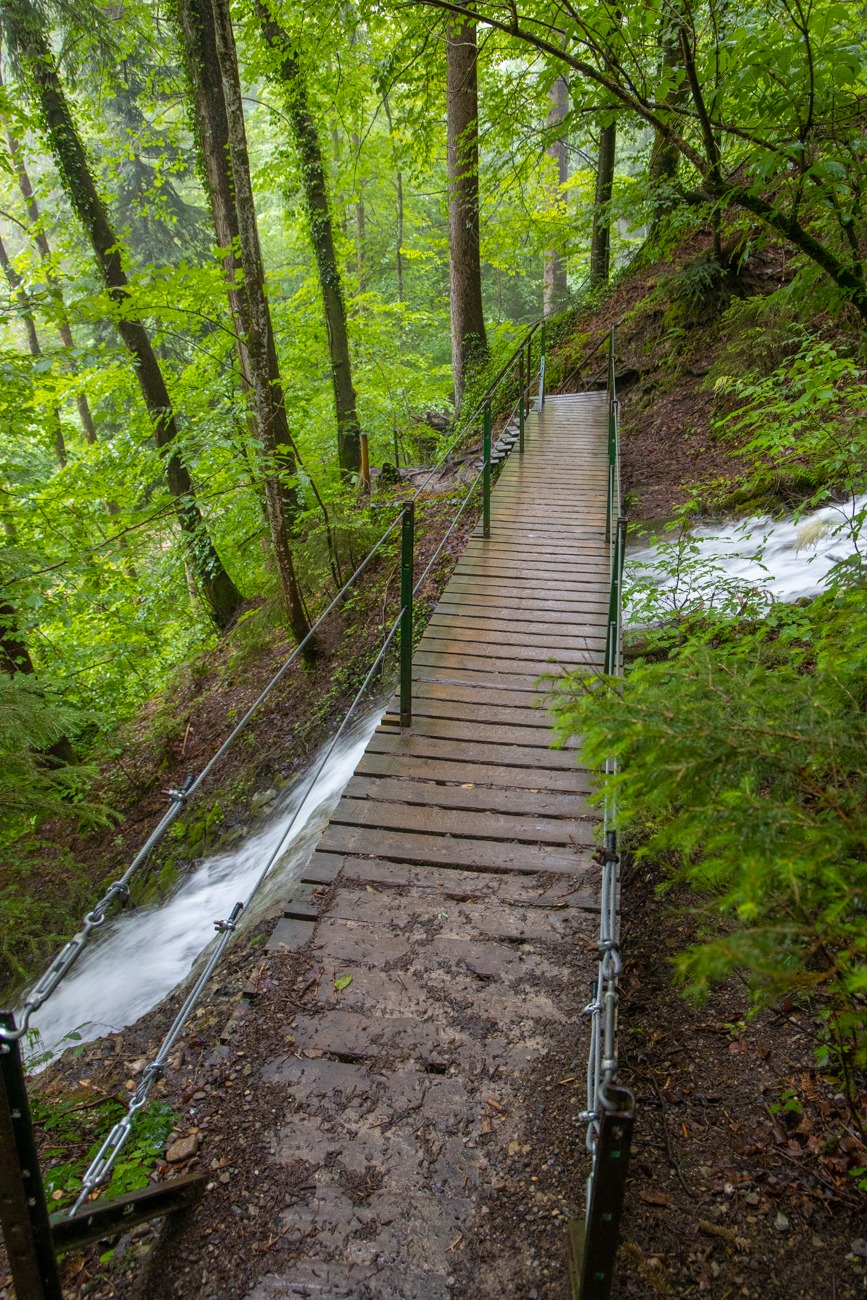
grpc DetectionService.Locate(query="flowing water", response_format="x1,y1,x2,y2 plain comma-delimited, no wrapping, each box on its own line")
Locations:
26,704,385,1064
626,492,866,615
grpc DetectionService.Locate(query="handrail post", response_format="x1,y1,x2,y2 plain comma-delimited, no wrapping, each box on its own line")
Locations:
526,336,532,417
606,327,616,546
399,501,414,728
538,322,546,412
0,1012,63,1300
518,349,525,453
483,400,491,538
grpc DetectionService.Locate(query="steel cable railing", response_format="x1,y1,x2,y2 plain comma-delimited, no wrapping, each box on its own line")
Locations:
0,333,539,1271
70,348,538,1216
0,322,545,1052
574,328,635,1300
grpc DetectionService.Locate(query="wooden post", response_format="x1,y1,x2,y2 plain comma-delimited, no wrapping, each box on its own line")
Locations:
359,432,371,493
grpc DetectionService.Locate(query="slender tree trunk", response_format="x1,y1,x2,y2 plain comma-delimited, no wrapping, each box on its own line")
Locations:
4,1,242,629
0,233,66,466
171,0,252,389
383,97,404,303
395,171,404,301
211,0,310,648
255,3,361,477
5,127,97,445
590,120,616,286
543,76,569,315
447,15,488,410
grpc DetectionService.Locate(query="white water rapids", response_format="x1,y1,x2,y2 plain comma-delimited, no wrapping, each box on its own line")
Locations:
626,492,866,615
26,705,383,1065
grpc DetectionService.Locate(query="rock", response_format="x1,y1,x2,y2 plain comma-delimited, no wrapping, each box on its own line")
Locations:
745,1191,759,1206
251,789,276,812
853,1239,867,1258
774,1212,790,1233
166,1134,199,1163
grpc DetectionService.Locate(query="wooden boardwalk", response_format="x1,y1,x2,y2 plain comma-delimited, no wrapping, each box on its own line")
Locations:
251,392,611,1299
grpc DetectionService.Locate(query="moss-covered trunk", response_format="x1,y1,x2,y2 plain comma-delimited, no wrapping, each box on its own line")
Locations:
3,0,243,630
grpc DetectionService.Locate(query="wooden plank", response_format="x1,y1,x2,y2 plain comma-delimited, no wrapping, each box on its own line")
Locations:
412,666,550,691
317,823,590,875
376,715,565,748
418,633,605,659
330,796,594,846
435,592,610,614
355,750,593,792
344,774,596,821
386,693,555,728
427,615,607,643
365,729,584,770
397,679,550,710
413,650,597,675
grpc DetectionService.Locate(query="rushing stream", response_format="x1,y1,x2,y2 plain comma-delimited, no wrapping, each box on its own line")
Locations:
626,492,866,617
26,705,384,1064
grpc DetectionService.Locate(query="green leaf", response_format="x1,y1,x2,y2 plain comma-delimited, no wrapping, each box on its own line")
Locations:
334,973,352,991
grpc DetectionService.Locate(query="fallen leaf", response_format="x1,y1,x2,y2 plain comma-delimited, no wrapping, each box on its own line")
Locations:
640,1191,671,1207
334,974,353,991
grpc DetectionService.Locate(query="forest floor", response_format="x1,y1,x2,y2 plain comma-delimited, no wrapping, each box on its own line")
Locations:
4,246,866,1300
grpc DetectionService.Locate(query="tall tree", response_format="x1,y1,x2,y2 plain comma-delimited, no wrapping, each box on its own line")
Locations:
446,13,487,409
543,75,569,314
210,0,310,647
589,118,616,286
0,0,243,629
170,0,253,394
0,233,66,466
255,2,362,477
4,123,97,445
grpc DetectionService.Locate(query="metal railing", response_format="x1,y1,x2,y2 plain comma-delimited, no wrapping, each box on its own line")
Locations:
573,327,634,1300
0,319,547,1300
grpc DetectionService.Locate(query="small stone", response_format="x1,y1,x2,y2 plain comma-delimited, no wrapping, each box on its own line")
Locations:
812,1236,824,1247
745,1191,760,1207
853,1240,867,1258
166,1134,200,1163
219,1172,231,1184
774,1212,790,1233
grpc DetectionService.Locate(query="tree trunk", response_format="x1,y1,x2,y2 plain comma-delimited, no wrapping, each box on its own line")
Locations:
171,0,252,389
383,97,404,303
543,76,569,315
5,127,97,445
447,15,488,410
210,0,310,649
4,0,242,629
0,233,66,466
255,3,361,477
590,120,616,286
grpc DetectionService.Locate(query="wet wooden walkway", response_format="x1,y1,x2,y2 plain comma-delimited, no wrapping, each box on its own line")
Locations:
251,392,611,1298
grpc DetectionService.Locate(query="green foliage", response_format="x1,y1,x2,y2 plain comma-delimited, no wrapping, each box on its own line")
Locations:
550,580,867,1099
35,1092,177,1210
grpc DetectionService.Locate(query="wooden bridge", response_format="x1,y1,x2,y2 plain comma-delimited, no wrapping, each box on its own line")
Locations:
253,391,612,1298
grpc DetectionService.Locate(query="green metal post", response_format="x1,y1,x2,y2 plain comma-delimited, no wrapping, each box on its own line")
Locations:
526,336,532,415
483,401,491,538
518,349,525,453
539,322,546,410
399,501,414,728
0,1012,63,1300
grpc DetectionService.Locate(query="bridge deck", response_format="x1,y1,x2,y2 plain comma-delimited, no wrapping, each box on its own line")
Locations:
251,392,610,1298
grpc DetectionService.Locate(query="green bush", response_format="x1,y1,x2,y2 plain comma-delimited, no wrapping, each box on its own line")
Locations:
550,587,867,1109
